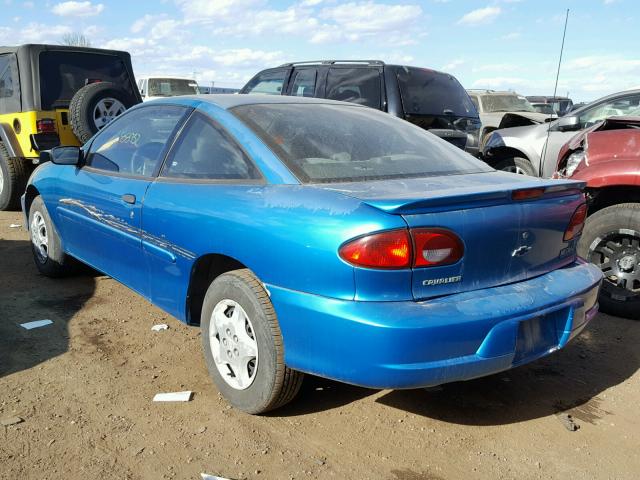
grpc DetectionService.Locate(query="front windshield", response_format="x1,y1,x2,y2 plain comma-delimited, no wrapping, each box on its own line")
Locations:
232,103,491,183
481,95,535,113
148,78,199,97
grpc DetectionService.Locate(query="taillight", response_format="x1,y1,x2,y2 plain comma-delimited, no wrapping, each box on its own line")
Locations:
512,188,545,201
339,228,464,269
412,228,464,267
36,118,56,133
339,230,411,269
564,203,588,241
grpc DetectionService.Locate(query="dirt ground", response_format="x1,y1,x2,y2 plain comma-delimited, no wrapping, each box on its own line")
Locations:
1,210,639,480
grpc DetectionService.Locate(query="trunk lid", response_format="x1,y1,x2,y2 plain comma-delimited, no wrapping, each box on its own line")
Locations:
323,171,585,300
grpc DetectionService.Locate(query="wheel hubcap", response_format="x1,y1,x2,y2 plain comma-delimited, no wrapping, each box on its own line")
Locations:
0,165,4,194
30,211,49,263
589,230,640,298
93,98,126,129
209,299,258,390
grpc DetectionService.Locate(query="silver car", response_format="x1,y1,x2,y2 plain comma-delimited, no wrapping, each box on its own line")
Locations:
482,89,640,177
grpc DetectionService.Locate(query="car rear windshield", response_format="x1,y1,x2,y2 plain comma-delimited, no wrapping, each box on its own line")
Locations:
481,94,535,113
396,67,477,117
148,78,199,97
232,103,491,183
39,51,133,109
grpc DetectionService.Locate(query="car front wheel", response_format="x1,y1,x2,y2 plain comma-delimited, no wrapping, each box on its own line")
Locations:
28,196,74,277
494,156,537,176
201,268,304,413
578,203,640,319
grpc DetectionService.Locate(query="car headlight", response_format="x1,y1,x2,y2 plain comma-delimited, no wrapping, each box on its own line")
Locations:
565,150,586,177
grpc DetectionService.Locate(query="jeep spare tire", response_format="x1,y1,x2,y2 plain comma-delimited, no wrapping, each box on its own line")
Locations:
69,82,137,143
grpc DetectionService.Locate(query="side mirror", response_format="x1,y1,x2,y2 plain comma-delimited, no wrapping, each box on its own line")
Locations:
556,115,580,132
42,146,82,165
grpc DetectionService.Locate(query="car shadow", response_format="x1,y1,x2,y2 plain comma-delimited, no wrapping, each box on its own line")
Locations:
280,314,639,424
376,314,639,425
0,239,96,378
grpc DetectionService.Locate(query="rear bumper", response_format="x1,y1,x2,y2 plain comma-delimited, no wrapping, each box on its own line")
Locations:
268,259,602,389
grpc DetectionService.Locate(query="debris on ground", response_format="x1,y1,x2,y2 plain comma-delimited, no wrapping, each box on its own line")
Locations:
152,391,193,402
1,416,24,426
151,324,169,332
9,223,21,228
19,319,53,330
557,413,580,431
201,474,234,480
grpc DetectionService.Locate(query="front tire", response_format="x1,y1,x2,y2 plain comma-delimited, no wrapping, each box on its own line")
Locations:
494,156,537,176
0,143,30,211
28,196,74,277
201,269,303,414
578,203,640,319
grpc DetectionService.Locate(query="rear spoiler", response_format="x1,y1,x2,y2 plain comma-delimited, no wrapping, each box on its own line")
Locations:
362,180,586,215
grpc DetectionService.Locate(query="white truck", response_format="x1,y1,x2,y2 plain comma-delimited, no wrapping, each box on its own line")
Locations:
137,76,200,101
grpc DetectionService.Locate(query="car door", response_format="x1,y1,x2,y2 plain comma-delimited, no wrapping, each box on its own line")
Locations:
142,110,263,320
286,68,319,97
541,92,640,177
323,66,384,110
240,68,291,96
54,104,190,297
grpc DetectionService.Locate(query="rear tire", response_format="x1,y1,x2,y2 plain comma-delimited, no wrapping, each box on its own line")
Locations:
69,82,137,143
0,143,30,211
201,268,303,414
494,156,537,176
28,196,74,277
578,203,640,320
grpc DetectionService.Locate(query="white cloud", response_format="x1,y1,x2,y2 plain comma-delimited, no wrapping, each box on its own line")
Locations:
442,59,464,71
320,2,422,34
501,31,520,40
457,6,501,25
52,1,104,17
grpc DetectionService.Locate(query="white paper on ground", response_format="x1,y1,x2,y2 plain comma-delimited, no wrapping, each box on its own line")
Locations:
9,224,21,228
151,324,169,332
20,319,53,330
152,391,193,402
201,474,233,480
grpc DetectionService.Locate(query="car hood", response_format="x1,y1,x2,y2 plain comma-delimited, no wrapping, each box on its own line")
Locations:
480,111,549,128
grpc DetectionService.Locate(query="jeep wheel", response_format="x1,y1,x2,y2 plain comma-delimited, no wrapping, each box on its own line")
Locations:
494,157,537,176
578,203,640,320
69,82,137,143
201,268,304,414
0,143,30,211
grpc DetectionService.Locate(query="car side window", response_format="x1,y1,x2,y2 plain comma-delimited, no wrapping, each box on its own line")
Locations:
244,70,288,95
325,68,382,109
0,54,20,113
290,69,317,97
161,112,261,181
579,95,640,128
86,105,187,177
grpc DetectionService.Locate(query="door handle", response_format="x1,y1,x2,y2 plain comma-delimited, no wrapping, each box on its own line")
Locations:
121,194,136,204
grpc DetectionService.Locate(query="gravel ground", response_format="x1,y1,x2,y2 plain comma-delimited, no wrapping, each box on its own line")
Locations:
1,210,638,480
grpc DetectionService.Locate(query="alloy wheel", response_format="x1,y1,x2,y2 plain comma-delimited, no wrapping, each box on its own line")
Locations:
589,230,640,300
93,98,126,129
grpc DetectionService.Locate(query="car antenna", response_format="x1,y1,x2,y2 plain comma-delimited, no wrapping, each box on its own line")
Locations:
539,8,569,178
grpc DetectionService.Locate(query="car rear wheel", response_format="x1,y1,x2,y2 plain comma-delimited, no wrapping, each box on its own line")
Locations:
201,268,304,414
69,82,137,143
578,203,640,320
494,157,536,176
0,143,30,211
28,196,75,277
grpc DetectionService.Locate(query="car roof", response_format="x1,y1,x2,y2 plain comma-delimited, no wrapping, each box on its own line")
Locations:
160,94,368,110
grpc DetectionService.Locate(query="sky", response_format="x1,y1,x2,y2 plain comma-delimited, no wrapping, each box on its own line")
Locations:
1,0,638,101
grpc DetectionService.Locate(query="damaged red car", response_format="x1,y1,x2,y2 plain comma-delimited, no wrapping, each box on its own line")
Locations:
556,116,640,319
